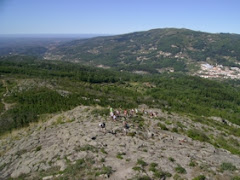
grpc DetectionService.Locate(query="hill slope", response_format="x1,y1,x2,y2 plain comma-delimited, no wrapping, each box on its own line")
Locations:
47,28,240,75
0,56,240,179
1,105,240,179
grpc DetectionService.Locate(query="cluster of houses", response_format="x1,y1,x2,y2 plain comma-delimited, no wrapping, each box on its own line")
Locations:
197,63,240,79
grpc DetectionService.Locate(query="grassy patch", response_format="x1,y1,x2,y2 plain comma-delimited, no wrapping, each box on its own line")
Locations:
116,152,126,159
187,129,210,142
157,122,168,130
173,174,184,180
175,164,186,174
215,136,240,155
131,116,145,128
220,162,237,172
168,157,175,162
100,148,108,154
132,166,142,172
35,146,42,152
75,144,98,153
91,108,109,116
189,160,197,167
193,175,206,180
95,165,113,177
137,159,148,167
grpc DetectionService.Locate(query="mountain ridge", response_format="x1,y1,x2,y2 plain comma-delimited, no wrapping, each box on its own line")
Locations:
46,28,240,78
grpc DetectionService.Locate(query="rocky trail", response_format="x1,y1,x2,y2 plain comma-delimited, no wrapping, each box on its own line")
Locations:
0,106,240,180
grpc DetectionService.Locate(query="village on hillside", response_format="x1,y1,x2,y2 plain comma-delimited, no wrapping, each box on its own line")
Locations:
196,63,240,79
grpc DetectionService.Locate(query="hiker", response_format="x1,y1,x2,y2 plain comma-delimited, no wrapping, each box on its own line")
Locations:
135,108,138,114
131,109,134,115
99,122,106,133
110,111,114,119
110,107,113,113
116,110,120,117
123,121,129,135
124,110,128,117
113,114,117,121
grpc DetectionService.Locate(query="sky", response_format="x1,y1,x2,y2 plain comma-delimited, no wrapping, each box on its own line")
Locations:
0,0,240,35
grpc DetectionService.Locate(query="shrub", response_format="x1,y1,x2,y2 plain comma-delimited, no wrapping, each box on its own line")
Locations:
187,129,209,142
149,162,158,172
169,157,175,162
132,166,142,171
172,127,178,133
154,170,172,178
189,160,197,167
232,176,240,180
77,144,98,153
175,165,186,174
95,166,113,177
92,108,109,116
137,159,148,167
137,176,151,180
100,148,108,154
116,152,126,159
157,122,168,130
173,174,184,180
35,146,42,152
220,162,237,171
193,175,206,180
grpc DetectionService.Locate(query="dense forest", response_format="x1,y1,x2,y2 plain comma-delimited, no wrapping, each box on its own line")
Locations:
0,56,240,135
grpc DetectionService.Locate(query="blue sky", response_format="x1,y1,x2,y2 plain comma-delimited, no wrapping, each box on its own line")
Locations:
0,0,240,35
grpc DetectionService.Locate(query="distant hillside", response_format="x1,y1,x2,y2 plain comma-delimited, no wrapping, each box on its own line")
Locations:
47,28,240,74
0,34,107,57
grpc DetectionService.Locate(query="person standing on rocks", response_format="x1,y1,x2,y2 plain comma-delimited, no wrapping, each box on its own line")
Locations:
110,107,114,119
99,122,106,133
123,121,129,135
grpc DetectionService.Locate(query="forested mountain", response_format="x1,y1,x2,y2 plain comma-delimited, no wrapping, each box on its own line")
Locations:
48,28,240,74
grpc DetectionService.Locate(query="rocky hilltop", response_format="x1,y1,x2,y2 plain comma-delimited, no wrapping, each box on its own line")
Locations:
1,105,240,180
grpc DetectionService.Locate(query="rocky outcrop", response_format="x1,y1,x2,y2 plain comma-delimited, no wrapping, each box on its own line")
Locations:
0,106,239,180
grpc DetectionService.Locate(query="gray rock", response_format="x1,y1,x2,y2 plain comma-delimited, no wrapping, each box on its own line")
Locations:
42,175,53,180
11,165,31,178
55,160,67,171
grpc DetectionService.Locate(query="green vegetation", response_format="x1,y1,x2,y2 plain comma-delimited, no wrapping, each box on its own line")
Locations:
175,164,186,174
214,136,240,155
35,146,42,152
158,122,168,130
220,162,237,171
232,176,240,180
50,28,240,74
168,157,175,162
100,148,108,154
137,159,148,167
187,129,210,142
0,56,240,136
95,165,113,177
75,144,98,153
116,152,126,159
173,174,184,180
192,175,206,180
189,160,197,167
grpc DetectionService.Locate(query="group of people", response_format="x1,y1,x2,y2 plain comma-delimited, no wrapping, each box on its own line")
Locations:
99,107,159,135
109,107,139,120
